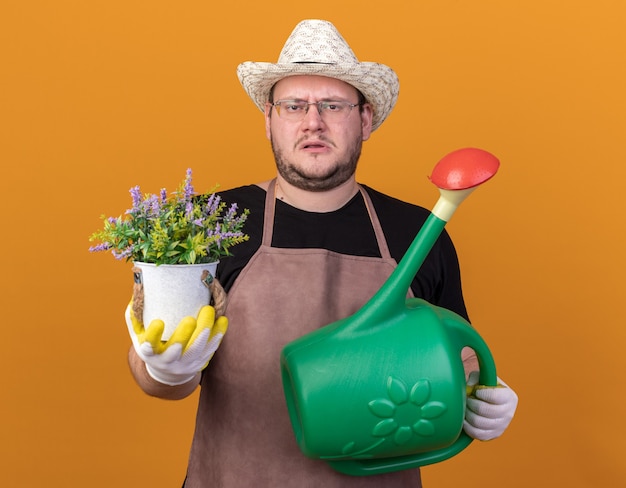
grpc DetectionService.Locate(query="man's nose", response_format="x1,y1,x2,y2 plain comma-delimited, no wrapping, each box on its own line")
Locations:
302,103,325,128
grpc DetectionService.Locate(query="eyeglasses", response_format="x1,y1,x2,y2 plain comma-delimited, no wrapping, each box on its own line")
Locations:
271,100,361,122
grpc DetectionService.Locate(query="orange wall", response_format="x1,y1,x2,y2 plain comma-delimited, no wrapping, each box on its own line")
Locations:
2,1,625,486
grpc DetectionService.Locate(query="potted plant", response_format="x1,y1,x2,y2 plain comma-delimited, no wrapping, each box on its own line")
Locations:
89,168,249,339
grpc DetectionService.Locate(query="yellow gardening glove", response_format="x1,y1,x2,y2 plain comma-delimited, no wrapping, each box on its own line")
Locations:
125,303,228,386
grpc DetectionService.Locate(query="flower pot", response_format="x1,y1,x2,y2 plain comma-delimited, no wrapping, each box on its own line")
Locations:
133,261,219,341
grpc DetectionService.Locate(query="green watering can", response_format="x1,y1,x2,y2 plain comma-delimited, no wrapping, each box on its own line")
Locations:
280,148,500,476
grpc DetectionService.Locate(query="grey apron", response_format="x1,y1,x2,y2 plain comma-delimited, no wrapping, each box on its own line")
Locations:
185,180,422,487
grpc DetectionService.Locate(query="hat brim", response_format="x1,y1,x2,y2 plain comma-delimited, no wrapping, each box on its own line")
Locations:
237,61,399,131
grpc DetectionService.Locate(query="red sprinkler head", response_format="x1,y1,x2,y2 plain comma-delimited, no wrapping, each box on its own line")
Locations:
429,148,500,190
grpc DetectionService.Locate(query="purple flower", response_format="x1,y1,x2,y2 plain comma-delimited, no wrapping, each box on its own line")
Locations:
130,185,142,210
147,194,161,217
88,243,111,252
112,248,134,260
183,168,194,202
205,193,221,215
225,203,239,220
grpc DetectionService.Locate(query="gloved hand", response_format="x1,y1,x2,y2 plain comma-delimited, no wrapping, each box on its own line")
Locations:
125,303,228,386
463,370,518,441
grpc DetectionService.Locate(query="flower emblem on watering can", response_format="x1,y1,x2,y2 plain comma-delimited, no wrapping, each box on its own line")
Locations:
369,376,448,444
326,376,448,460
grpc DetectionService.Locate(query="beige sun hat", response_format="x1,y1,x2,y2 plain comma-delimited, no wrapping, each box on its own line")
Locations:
237,19,399,131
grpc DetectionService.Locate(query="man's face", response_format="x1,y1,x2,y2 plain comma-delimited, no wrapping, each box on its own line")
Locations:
265,75,373,192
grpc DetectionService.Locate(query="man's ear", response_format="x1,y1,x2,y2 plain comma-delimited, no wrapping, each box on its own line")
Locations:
361,103,373,141
264,102,273,140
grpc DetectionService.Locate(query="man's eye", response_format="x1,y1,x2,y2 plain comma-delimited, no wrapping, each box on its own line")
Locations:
324,103,342,112
285,103,304,112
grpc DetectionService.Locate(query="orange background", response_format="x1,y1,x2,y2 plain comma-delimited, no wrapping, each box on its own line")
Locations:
2,1,625,486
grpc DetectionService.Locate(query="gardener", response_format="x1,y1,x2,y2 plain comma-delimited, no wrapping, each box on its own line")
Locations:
126,19,518,487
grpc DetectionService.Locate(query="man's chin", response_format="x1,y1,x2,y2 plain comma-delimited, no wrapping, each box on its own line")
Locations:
273,147,360,192
283,171,354,192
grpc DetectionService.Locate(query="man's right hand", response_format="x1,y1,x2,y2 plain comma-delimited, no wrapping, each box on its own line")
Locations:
125,303,228,386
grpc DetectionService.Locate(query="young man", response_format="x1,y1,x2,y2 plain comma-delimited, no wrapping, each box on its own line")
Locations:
127,19,518,487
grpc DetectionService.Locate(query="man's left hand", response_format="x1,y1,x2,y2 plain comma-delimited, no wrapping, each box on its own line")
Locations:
463,371,518,441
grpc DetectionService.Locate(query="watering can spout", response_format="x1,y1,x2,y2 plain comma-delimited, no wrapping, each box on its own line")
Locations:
355,148,500,325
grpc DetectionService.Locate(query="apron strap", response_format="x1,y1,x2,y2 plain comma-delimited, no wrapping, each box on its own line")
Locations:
262,179,278,247
358,185,393,260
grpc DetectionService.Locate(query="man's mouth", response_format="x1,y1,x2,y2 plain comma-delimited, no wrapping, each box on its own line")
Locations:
299,139,331,150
